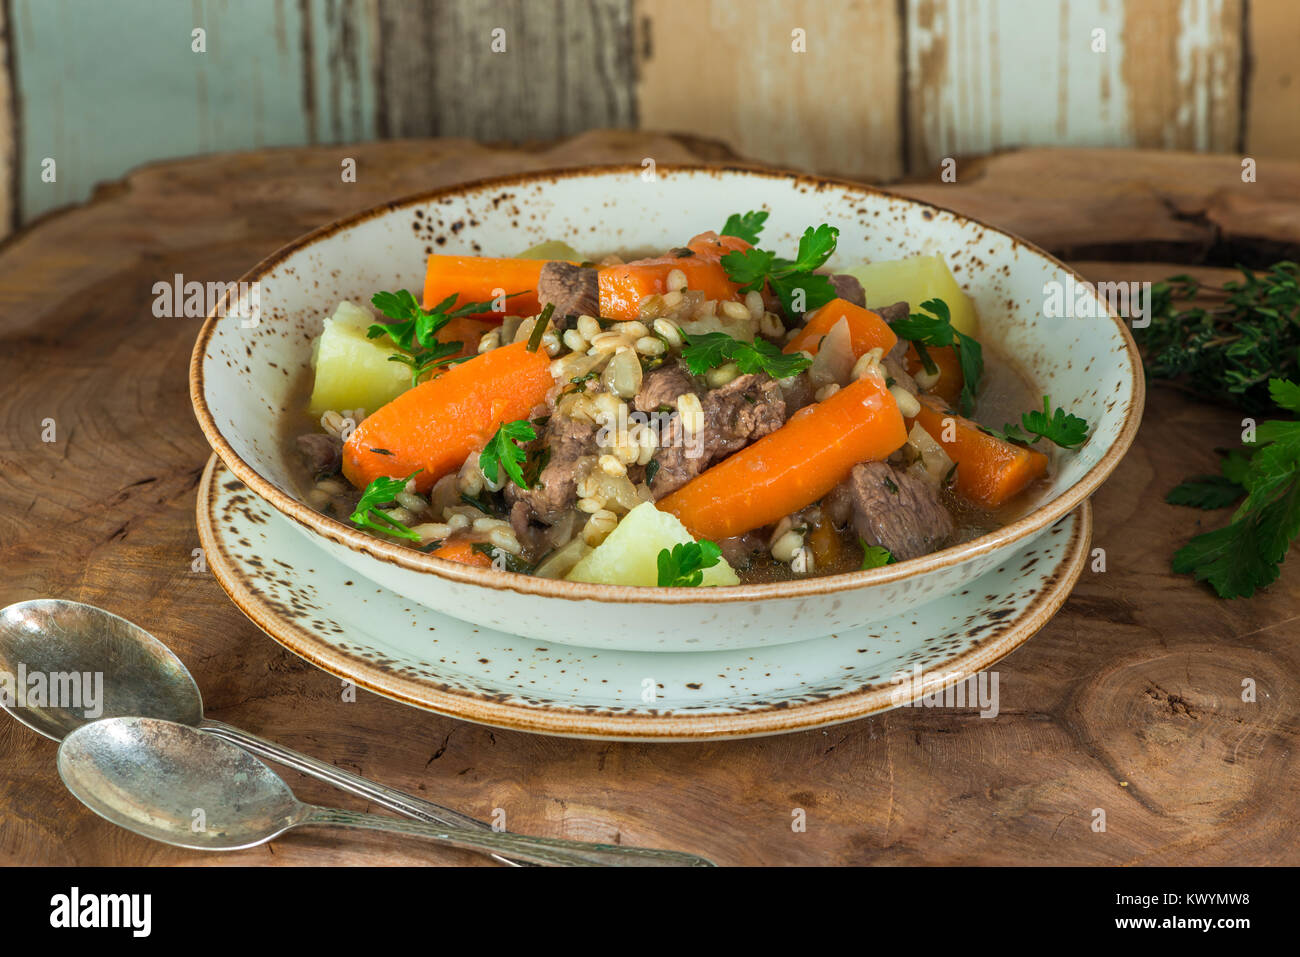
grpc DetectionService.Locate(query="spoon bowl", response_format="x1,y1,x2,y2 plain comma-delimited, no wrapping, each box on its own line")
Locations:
58,716,306,851
0,600,203,740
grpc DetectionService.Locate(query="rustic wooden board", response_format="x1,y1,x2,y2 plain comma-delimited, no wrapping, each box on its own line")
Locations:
891,147,1300,264
0,135,1297,866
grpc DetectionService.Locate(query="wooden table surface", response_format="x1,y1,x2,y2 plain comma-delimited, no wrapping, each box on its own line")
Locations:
1,132,1297,866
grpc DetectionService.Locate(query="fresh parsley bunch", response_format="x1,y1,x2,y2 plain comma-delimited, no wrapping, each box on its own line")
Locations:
1137,262,1300,415
721,224,840,317
890,298,984,416
1167,377,1300,598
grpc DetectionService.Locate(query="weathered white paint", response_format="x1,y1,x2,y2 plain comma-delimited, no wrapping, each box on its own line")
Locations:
907,0,1133,170
13,0,373,221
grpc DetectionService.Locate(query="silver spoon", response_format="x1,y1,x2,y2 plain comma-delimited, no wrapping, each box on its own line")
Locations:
0,599,710,867
58,717,711,866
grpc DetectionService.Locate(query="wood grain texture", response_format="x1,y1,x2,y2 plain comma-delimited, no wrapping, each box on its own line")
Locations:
635,0,903,181
1,136,1298,866
1244,0,1300,160
373,0,637,140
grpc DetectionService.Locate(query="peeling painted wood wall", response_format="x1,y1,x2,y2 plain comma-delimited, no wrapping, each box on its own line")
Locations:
0,0,1293,237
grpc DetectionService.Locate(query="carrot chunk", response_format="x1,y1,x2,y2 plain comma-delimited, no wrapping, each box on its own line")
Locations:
910,395,1048,509
598,258,742,321
783,298,898,358
658,375,908,540
422,256,553,317
904,344,963,406
342,341,554,493
686,231,752,261
429,539,493,567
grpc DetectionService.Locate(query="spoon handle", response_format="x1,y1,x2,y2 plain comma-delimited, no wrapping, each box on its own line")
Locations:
301,806,714,867
199,719,489,832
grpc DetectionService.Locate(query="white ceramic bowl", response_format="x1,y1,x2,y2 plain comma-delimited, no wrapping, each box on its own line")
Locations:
191,164,1142,652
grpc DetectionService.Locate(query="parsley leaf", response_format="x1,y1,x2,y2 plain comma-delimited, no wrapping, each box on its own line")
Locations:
890,298,984,416
720,224,840,317
859,542,895,569
470,541,534,573
680,331,811,379
989,395,1091,449
368,289,514,352
1170,377,1300,598
349,471,422,541
479,420,537,489
720,210,768,244
387,340,469,387
656,540,723,587
1165,475,1246,510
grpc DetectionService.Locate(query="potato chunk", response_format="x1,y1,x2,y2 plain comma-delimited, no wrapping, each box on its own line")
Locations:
566,502,740,587
307,300,412,416
846,255,978,337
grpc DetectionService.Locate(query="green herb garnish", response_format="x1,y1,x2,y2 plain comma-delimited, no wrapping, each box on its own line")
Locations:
890,298,984,416
656,540,723,587
987,395,1090,449
1170,377,1300,598
387,341,470,387
720,210,768,245
470,541,533,573
368,289,511,352
1135,262,1300,414
859,542,895,569
526,303,556,353
349,471,422,541
721,224,839,317
479,420,537,489
681,331,811,379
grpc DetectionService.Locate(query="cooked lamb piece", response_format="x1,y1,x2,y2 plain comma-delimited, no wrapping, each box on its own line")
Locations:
505,410,597,525
869,300,910,324
828,461,953,561
634,363,698,414
883,355,919,395
827,273,866,306
536,261,600,316
717,530,768,570
296,432,342,476
778,370,817,414
648,372,787,497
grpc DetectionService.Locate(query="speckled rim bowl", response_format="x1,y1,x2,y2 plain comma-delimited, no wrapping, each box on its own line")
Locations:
190,163,1143,652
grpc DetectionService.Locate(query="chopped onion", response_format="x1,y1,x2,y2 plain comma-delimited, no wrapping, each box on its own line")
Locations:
808,317,855,388
906,422,955,488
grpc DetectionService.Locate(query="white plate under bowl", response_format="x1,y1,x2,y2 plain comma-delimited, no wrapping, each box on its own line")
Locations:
191,164,1139,651
198,456,1090,741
